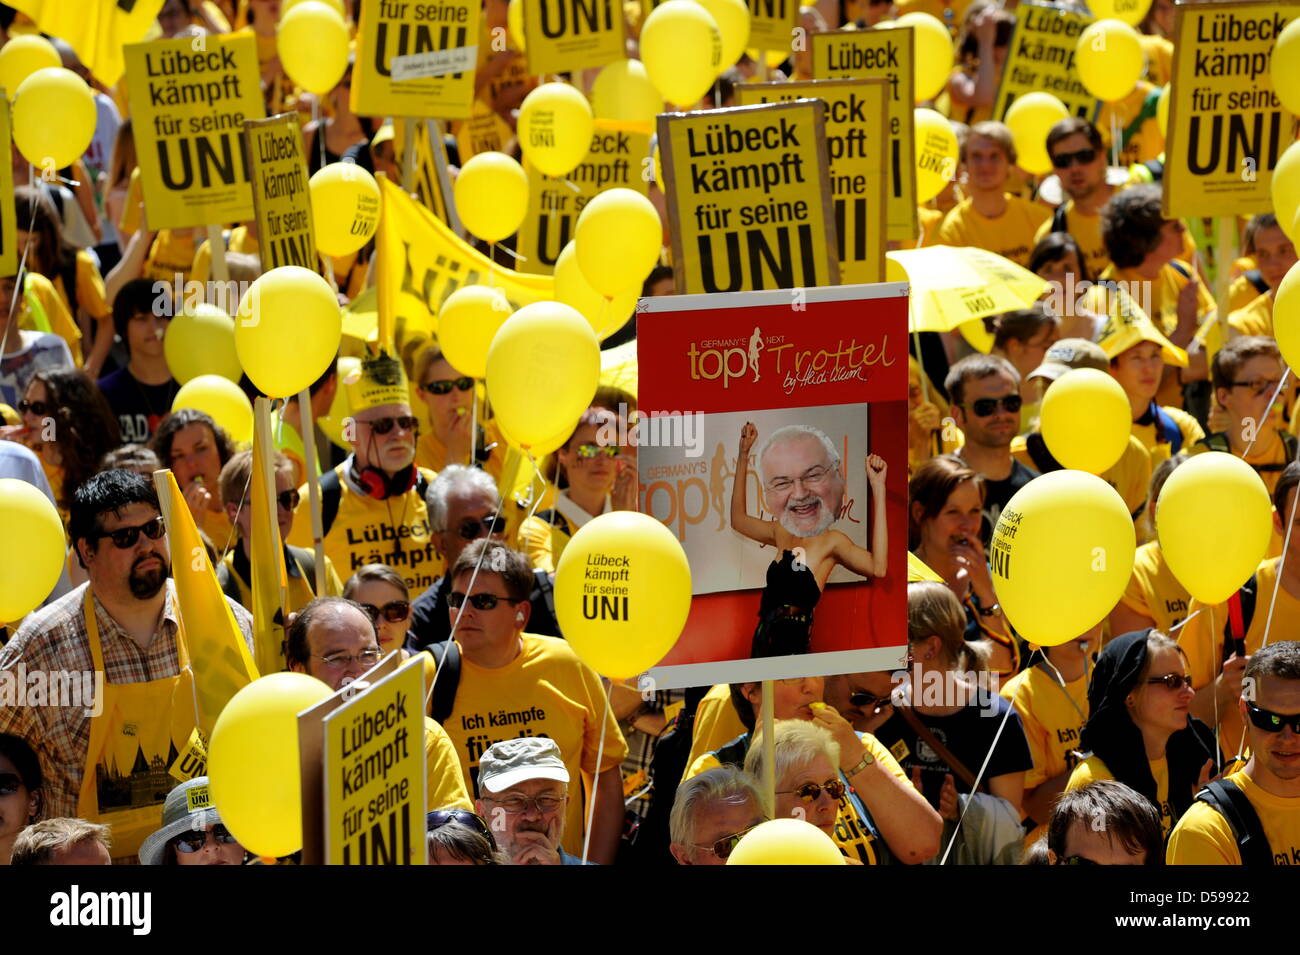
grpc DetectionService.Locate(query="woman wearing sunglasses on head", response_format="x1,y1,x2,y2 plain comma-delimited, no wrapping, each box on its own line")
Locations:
0,734,44,866
413,346,506,481
1066,629,1217,839
140,777,247,866
427,808,505,865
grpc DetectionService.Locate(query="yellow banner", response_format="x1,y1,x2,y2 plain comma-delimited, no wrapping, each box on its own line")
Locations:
1163,1,1300,218
993,2,1097,121
323,655,427,865
659,100,840,294
351,0,482,120
522,0,626,75
0,96,14,278
394,119,452,222
811,28,917,242
747,0,799,57
8,0,163,87
735,80,888,284
245,114,316,271
251,400,289,676
516,120,651,275
124,35,265,230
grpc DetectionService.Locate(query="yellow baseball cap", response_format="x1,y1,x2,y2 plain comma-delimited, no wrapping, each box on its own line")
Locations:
1094,284,1188,368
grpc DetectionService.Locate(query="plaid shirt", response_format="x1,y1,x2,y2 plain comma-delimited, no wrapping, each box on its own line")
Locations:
0,581,254,822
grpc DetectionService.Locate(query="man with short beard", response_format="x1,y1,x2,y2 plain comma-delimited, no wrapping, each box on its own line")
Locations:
0,470,253,862
756,425,847,538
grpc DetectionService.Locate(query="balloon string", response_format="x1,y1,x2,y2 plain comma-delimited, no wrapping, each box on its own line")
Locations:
1240,368,1292,461
0,170,43,361
580,682,611,864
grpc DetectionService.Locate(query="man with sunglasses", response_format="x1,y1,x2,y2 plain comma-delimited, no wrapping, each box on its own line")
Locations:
1169,642,1300,865
0,469,254,861
668,766,768,865
1036,119,1119,278
946,354,1038,546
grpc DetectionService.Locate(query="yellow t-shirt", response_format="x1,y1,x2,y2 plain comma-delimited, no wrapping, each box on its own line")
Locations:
1100,260,1217,341
1131,406,1205,469
423,716,474,812
287,463,444,601
1227,292,1273,339
18,272,83,367
48,251,111,321
1167,769,1300,865
1011,433,1150,519
431,634,628,856
1068,753,1174,836
1120,540,1191,634
936,194,1052,267
1097,82,1164,167
415,418,507,484
1033,201,1112,279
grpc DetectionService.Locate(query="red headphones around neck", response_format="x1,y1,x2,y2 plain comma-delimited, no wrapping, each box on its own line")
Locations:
353,463,418,500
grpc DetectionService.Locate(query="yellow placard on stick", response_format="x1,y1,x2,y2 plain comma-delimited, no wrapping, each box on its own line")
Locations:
735,79,888,284
352,0,481,120
322,654,427,865
0,94,14,278
124,34,265,230
811,28,917,242
522,0,626,76
747,0,799,59
516,120,650,275
993,1,1097,122
244,114,316,271
1164,0,1300,219
659,100,840,294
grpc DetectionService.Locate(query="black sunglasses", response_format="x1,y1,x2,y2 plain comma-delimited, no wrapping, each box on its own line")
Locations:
422,377,474,396
173,824,240,854
277,489,300,512
1245,701,1300,734
426,809,498,850
966,394,1022,417
361,599,411,623
1146,673,1195,691
0,772,24,796
448,591,519,611
690,824,759,860
17,399,51,416
849,690,887,710
95,516,166,549
458,516,507,541
1051,147,1098,170
364,415,419,435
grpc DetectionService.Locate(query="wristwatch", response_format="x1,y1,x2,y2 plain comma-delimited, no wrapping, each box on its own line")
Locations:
976,601,1001,617
844,749,876,777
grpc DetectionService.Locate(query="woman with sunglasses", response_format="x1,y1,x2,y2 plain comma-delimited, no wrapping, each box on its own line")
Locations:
1067,630,1217,839
413,345,505,480
140,777,247,866
0,734,44,866
744,720,853,856
426,809,504,865
151,407,237,552
343,564,417,658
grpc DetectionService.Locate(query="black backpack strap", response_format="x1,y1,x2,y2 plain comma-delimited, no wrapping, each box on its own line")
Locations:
534,569,557,626
426,640,461,725
1168,259,1191,280
532,509,571,538
215,560,245,609
1245,269,1269,296
319,468,342,538
1198,433,1231,454
711,732,752,770
1195,779,1273,867
1222,573,1257,663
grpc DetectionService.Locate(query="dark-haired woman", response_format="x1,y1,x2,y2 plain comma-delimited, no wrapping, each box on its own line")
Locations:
0,734,44,865
150,408,236,550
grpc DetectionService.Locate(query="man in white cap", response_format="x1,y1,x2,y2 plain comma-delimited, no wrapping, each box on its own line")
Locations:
475,738,592,866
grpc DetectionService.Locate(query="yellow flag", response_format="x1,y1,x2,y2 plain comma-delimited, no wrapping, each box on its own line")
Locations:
8,0,164,88
153,470,259,738
251,399,289,675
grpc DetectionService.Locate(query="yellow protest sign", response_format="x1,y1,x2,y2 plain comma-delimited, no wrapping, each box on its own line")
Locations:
1163,1,1300,218
811,28,917,242
456,98,516,161
0,95,14,278
735,79,887,284
351,0,482,120
394,119,454,222
245,114,316,271
517,120,651,275
124,34,265,230
521,0,626,75
323,654,427,865
747,0,799,58
659,100,840,293
994,1,1098,121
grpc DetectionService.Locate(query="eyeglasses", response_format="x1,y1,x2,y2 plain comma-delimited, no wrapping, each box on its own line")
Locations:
361,415,419,435
849,690,887,709
1146,673,1195,691
360,599,411,624
426,809,498,849
689,824,761,860
1230,378,1282,397
0,772,23,796
17,399,51,416
481,792,565,814
172,824,240,854
1245,701,1300,734
1050,147,1098,170
574,444,620,460
767,464,835,494
277,489,301,512
421,377,474,396
778,778,846,803
95,516,166,549
458,516,507,541
965,394,1023,417
448,591,519,611
312,648,384,670
1059,855,1100,866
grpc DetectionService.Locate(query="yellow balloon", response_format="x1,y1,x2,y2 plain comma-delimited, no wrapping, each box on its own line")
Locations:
164,304,243,385
172,375,255,445
13,67,95,169
0,478,65,621
1087,0,1152,27
454,152,529,243
914,108,958,203
508,0,526,50
1155,84,1170,139
1004,92,1069,176
498,416,572,461
0,35,59,96
282,0,345,16
276,1,349,94
746,48,788,69
990,470,1136,646
1271,261,1300,376
591,59,664,127
518,83,594,178
1274,19,1300,117
319,356,359,448
485,301,600,447
310,161,381,257
643,0,723,107
1040,369,1132,474
1156,452,1273,604
208,673,333,859
696,0,750,68
727,818,847,866
1075,20,1144,103
896,13,953,102
554,512,692,678
437,285,513,379
575,188,663,298
554,241,638,339
1273,141,1300,243
235,266,343,398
